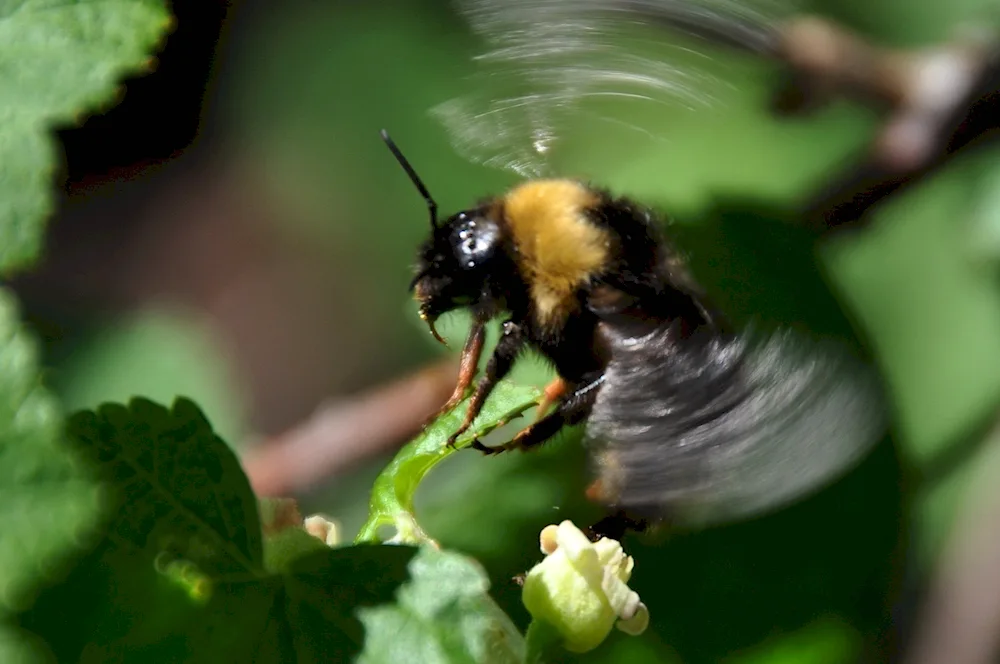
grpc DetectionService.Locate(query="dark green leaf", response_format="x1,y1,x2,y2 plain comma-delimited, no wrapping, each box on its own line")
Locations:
22,540,419,664
68,397,264,579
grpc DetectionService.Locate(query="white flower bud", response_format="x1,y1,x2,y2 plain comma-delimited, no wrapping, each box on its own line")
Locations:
521,520,649,653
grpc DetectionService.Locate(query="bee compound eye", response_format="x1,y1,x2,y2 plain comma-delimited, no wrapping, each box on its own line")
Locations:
453,218,499,266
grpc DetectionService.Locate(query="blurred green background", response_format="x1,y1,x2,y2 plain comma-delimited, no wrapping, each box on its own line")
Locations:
17,0,1000,661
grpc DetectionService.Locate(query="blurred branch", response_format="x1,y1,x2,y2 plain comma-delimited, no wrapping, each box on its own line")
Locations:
657,9,1000,230
243,356,457,496
771,17,1000,230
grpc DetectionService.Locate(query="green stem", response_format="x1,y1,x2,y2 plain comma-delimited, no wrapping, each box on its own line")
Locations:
353,382,540,545
525,620,563,664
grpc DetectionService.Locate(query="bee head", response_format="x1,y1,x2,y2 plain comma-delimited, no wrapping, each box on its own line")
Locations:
380,129,509,345
410,208,502,344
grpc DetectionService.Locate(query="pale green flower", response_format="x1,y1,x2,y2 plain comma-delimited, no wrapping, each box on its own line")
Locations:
522,520,649,653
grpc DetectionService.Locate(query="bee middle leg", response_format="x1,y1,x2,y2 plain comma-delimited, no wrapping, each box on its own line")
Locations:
471,374,604,456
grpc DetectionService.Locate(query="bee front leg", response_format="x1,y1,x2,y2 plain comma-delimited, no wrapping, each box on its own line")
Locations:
426,320,486,426
446,320,525,449
476,374,604,456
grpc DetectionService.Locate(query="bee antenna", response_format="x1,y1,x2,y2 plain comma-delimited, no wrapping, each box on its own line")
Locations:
380,129,439,229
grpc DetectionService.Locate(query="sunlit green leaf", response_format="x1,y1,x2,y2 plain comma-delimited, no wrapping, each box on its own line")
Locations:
356,547,525,664
0,287,102,663
356,380,541,545
0,0,171,274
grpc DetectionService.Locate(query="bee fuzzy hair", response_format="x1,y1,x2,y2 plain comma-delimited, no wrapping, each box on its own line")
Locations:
585,323,887,527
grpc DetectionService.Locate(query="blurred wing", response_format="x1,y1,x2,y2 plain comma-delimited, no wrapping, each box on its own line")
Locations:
433,0,792,177
585,323,887,527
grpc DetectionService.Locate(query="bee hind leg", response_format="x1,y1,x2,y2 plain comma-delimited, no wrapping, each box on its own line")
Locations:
535,376,569,420
476,374,603,456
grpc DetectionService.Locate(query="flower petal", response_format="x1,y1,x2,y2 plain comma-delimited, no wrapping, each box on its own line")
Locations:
616,602,650,636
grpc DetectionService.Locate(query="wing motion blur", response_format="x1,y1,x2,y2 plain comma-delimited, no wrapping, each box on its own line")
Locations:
434,0,792,176
586,322,887,527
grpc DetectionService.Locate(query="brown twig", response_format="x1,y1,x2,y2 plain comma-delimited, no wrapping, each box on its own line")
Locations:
243,356,458,496
644,8,1000,229
770,17,1000,230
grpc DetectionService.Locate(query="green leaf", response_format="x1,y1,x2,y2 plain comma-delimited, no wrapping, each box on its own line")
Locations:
25,541,420,663
356,546,525,664
0,0,171,275
67,397,265,579
0,286,103,662
355,380,541,545
20,397,273,661
279,544,419,658
21,397,488,663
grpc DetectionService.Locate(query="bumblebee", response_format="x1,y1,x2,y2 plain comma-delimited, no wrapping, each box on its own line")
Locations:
383,129,885,528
